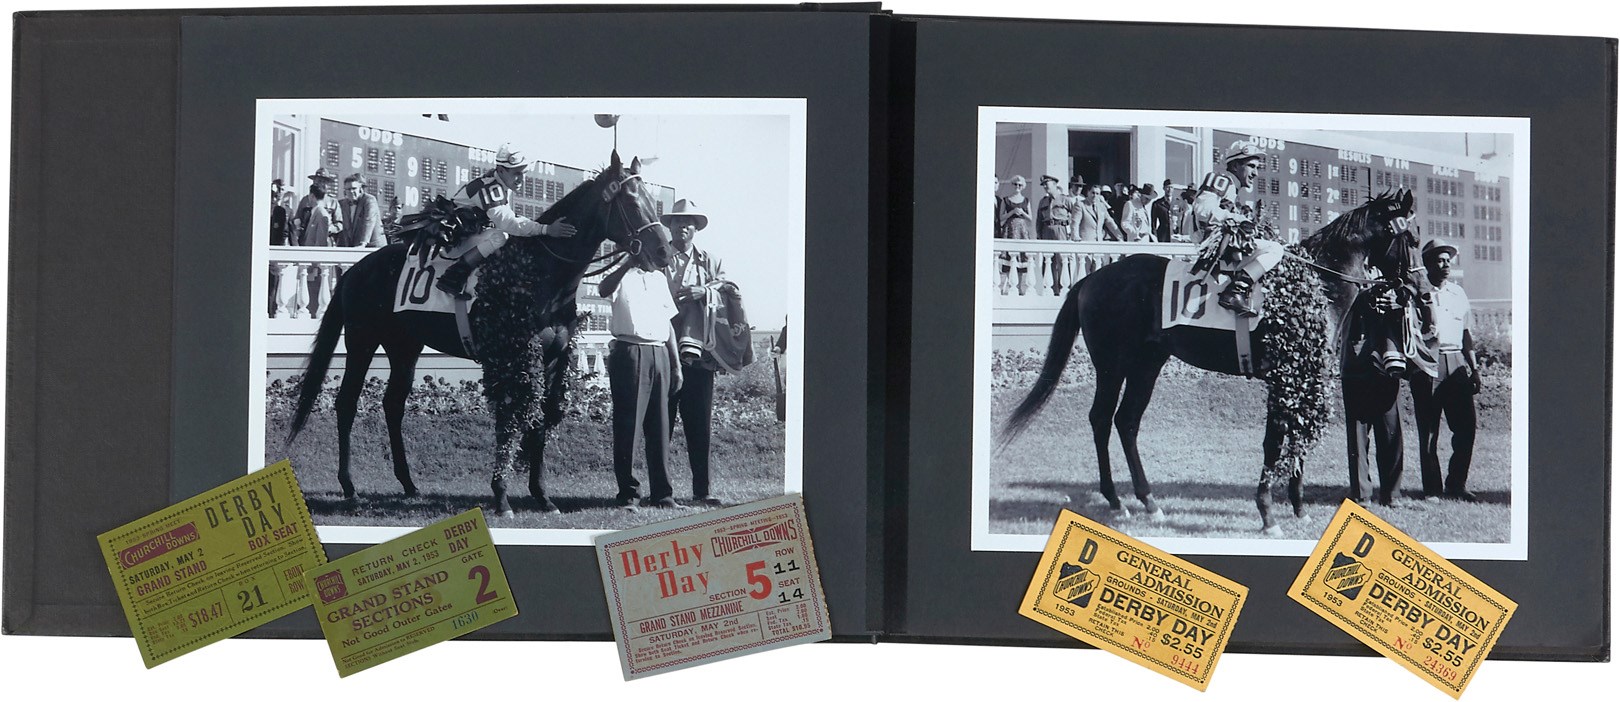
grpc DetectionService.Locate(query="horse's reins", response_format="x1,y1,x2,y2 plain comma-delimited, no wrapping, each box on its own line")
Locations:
533,173,660,277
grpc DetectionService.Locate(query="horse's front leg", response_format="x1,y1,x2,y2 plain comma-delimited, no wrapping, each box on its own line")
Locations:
490,410,522,518
520,327,570,514
1257,417,1287,535
521,428,558,513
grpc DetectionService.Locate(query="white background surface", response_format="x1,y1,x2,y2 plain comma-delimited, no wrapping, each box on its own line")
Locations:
2,0,1615,698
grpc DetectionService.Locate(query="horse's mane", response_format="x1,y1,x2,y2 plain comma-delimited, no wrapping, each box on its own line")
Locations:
535,168,605,227
1298,189,1405,270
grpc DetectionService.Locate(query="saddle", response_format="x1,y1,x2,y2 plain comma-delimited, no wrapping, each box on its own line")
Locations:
1161,258,1265,376
1160,258,1265,332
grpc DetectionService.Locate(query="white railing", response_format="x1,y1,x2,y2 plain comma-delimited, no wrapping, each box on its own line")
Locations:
266,245,614,382
267,245,373,321
993,240,1199,325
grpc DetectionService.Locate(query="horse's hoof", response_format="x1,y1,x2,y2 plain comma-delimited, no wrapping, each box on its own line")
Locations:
1261,523,1283,537
536,498,560,514
1296,512,1312,524
1148,508,1167,522
403,486,420,498
1057,493,1073,504
1110,504,1131,519
497,510,516,519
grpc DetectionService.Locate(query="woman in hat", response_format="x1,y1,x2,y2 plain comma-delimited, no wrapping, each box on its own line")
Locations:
435,143,577,299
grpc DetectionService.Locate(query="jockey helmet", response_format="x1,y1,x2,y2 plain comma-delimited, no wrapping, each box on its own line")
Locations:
494,143,529,172
1224,141,1268,167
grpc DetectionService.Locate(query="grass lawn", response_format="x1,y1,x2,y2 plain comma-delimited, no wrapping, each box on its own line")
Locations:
268,351,786,531
990,358,1513,543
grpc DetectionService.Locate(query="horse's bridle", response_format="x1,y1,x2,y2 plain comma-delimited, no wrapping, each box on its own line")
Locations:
535,172,663,276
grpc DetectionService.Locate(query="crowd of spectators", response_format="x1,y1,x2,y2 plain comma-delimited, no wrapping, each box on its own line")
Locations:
992,172,1228,244
270,168,403,247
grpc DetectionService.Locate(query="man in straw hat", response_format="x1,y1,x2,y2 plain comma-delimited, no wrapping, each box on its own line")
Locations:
1409,239,1480,502
435,143,577,299
1189,141,1285,316
661,199,729,506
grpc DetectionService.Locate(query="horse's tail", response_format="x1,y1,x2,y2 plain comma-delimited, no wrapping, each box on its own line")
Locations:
286,291,346,446
999,276,1088,446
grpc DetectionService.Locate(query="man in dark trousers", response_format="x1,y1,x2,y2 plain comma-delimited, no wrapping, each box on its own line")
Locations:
598,249,683,510
1343,288,1407,506
1410,240,1481,502
662,199,728,506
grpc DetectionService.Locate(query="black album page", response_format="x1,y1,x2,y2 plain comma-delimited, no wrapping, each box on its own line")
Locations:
8,5,892,641
893,15,1611,659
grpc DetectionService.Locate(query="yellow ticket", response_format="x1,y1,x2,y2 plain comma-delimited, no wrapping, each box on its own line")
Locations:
97,459,327,667
1019,509,1247,691
1289,500,1516,698
307,508,516,677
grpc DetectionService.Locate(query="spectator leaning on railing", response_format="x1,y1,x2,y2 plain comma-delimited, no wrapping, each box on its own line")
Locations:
338,173,383,247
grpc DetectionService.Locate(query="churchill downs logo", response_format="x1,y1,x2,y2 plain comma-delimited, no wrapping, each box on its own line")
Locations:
1054,563,1100,608
1325,533,1376,600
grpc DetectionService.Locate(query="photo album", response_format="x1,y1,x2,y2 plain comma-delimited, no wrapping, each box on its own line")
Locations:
7,4,1611,666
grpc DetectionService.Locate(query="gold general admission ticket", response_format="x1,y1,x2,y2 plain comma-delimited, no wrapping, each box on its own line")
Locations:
306,508,517,677
1290,501,1516,698
97,460,327,667
595,493,831,680
1019,510,1247,691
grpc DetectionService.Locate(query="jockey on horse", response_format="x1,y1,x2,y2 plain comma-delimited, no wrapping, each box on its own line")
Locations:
1190,141,1285,317
435,143,579,299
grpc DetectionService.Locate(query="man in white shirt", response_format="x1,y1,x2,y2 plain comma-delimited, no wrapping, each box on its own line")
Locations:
1409,240,1480,502
598,253,684,510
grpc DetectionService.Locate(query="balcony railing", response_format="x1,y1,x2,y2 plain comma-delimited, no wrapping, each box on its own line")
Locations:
992,240,1199,325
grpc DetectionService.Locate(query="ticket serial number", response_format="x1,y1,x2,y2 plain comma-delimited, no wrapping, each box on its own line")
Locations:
1289,501,1516,698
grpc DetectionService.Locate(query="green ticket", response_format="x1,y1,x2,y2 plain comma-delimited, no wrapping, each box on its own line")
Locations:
97,459,327,667
306,508,517,677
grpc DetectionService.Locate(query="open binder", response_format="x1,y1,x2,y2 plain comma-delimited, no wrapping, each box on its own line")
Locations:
6,4,1611,663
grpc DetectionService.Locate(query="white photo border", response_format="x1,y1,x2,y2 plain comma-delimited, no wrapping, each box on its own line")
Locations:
250,97,808,547
972,106,1530,560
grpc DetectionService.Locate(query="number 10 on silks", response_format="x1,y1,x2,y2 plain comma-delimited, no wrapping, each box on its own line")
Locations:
305,508,517,677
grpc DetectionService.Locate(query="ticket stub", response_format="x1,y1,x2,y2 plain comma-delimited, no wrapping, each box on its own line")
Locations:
1019,509,1247,690
97,459,327,667
1289,500,1516,698
594,493,830,679
307,508,516,677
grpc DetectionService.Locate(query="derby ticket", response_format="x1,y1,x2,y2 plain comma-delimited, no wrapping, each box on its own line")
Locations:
307,508,516,676
595,493,831,679
97,459,326,667
1290,500,1516,698
1019,510,1247,690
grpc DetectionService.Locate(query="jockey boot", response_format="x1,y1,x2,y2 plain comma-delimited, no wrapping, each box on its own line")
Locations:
1217,270,1260,317
435,248,486,300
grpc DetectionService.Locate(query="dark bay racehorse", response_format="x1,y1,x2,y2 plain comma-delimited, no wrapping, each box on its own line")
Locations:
1000,190,1415,532
286,151,673,516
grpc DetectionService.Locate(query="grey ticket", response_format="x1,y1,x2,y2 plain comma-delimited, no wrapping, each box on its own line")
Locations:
594,494,831,679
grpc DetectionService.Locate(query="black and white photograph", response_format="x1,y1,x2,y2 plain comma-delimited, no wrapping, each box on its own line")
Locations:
251,98,806,545
975,108,1528,558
